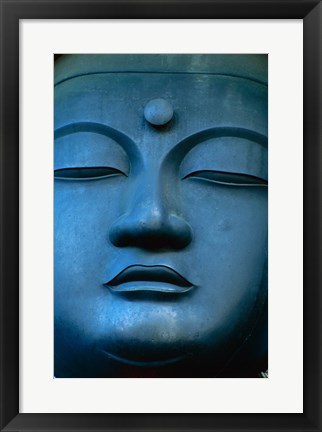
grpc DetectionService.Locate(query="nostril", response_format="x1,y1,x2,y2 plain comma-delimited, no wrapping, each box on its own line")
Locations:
167,214,193,249
109,213,193,250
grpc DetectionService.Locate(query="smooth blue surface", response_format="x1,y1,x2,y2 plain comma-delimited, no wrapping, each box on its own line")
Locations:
54,55,268,377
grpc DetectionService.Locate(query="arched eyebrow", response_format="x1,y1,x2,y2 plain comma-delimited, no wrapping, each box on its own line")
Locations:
54,122,140,160
163,126,267,167
179,127,267,151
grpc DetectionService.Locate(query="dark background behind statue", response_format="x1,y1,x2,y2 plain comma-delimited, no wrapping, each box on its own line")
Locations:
54,54,268,378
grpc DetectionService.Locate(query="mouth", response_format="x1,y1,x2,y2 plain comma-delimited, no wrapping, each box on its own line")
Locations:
104,264,194,294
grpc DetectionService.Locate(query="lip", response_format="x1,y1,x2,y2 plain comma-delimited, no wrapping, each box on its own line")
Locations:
104,264,194,294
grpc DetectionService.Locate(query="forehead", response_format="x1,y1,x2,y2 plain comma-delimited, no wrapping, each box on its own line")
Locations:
55,73,267,150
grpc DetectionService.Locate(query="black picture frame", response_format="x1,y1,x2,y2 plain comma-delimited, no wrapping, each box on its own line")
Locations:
1,1,321,431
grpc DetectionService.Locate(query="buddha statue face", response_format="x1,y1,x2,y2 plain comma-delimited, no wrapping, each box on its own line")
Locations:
54,55,268,377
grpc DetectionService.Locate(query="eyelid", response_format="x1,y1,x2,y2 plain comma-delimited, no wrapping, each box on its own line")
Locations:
178,135,268,185
54,166,127,181
183,170,268,186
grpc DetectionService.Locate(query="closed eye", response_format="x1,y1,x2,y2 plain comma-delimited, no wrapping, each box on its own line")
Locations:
54,167,127,181
183,170,267,186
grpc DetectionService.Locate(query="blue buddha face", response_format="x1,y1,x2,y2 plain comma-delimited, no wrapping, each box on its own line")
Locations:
54,67,268,377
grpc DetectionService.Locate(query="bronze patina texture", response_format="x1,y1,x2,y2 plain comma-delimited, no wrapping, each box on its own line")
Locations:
54,55,268,378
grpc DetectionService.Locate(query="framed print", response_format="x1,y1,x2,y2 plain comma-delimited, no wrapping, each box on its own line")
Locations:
1,1,321,431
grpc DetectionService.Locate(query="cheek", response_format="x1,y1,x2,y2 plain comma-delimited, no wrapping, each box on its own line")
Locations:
182,183,267,310
54,180,125,325
54,178,126,251
182,182,267,252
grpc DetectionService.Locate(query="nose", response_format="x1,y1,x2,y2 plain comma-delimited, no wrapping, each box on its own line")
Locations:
109,175,193,251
